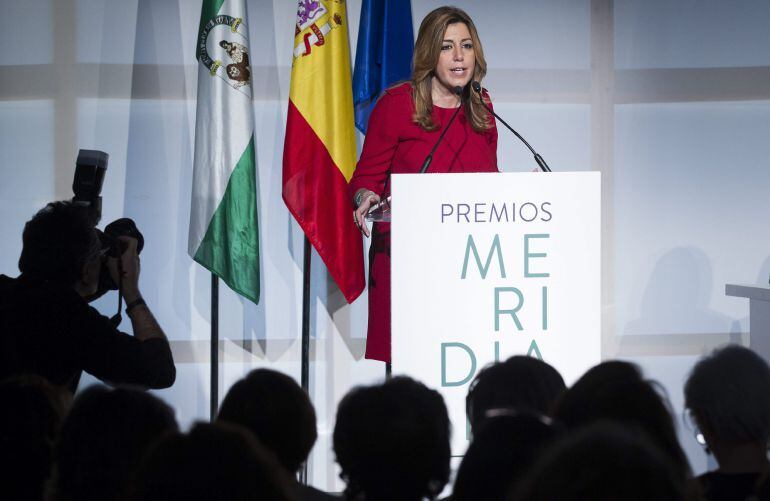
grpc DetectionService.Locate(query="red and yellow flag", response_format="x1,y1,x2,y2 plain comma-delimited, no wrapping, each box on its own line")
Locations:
283,0,365,303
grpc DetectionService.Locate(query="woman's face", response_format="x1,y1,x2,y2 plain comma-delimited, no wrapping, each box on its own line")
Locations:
433,22,476,93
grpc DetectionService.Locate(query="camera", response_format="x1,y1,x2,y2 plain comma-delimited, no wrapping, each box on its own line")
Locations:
72,149,144,292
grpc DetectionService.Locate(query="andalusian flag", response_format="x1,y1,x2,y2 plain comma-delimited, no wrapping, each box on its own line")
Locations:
188,0,260,304
283,1,365,303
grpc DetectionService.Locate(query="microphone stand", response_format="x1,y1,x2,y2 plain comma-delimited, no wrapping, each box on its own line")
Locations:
471,81,552,172
420,85,465,174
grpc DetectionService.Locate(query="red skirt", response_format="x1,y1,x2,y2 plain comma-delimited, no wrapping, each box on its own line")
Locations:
364,223,391,362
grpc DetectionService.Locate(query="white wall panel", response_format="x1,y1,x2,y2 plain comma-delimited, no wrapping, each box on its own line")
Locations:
0,0,53,65
616,0,770,69
413,0,591,70
0,100,55,272
614,101,770,337
494,103,591,172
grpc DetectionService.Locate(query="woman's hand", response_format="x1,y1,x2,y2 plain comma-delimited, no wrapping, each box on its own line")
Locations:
353,189,380,238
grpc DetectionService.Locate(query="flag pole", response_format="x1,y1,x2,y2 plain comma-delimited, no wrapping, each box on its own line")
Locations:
210,273,219,421
300,237,312,484
301,237,311,392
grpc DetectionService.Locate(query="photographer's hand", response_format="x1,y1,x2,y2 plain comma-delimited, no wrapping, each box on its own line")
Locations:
107,237,166,342
105,237,136,299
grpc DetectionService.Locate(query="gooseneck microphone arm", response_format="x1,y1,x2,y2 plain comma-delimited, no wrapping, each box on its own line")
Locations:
419,86,464,174
471,81,552,172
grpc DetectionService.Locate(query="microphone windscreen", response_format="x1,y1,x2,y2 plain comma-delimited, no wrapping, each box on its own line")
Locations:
453,86,463,96
471,81,482,93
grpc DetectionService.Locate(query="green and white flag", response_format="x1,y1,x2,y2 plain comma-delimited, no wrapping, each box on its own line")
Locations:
188,0,259,303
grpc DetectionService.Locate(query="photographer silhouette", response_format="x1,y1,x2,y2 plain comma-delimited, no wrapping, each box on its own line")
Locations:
0,201,176,392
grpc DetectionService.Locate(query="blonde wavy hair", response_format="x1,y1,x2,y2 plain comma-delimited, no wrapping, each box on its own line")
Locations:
411,6,490,132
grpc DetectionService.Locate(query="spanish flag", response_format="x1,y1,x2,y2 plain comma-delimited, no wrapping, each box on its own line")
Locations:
283,0,365,303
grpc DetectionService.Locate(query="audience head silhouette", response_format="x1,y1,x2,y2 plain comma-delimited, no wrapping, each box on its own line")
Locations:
217,368,317,474
686,344,770,456
0,375,70,501
452,412,564,501
53,385,178,501
333,376,450,501
552,360,691,480
466,355,565,433
509,422,686,501
132,421,295,501
686,343,770,501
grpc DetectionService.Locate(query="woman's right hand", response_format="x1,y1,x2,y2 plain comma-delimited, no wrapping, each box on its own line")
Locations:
353,189,380,238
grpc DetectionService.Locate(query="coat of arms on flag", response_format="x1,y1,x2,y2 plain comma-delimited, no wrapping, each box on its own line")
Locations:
293,0,345,58
198,15,252,95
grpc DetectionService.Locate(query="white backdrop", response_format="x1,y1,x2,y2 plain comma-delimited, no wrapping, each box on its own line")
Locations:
1,0,770,490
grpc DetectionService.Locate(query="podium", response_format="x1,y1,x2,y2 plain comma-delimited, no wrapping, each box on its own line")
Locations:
726,284,770,361
390,171,602,455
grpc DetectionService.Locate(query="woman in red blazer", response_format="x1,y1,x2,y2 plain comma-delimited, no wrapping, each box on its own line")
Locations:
349,6,498,364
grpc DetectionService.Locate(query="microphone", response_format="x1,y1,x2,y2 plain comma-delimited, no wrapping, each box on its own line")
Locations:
419,85,464,174
471,81,552,172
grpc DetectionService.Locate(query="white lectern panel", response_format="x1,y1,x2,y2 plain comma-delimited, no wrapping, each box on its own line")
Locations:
391,171,601,455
